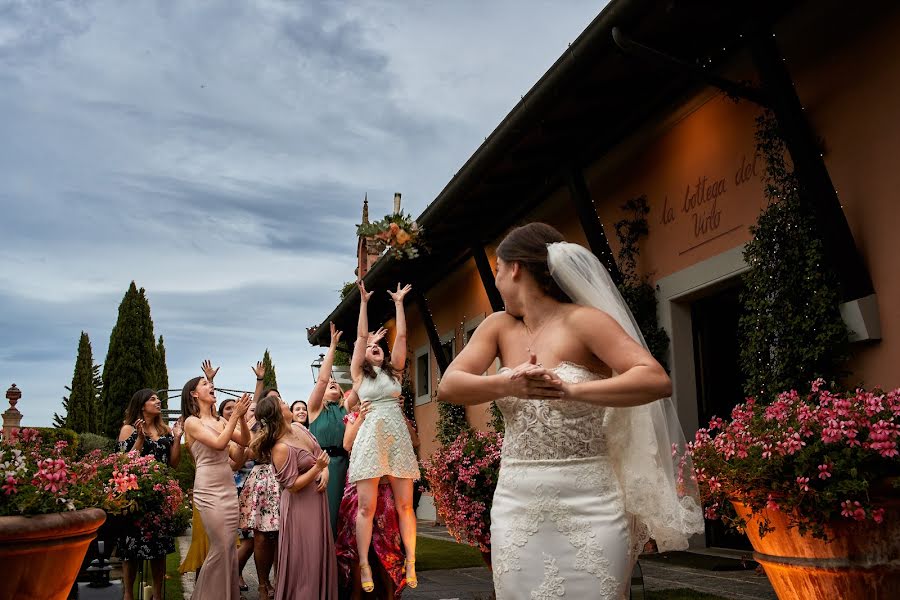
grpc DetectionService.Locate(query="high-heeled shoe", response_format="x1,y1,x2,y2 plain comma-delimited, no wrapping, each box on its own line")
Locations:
360,563,375,592
404,558,418,589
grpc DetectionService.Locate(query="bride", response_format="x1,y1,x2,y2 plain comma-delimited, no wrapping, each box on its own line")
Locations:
437,223,704,599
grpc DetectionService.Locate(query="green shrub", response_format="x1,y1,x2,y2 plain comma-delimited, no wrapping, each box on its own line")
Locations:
173,444,196,492
33,427,79,457
77,433,116,456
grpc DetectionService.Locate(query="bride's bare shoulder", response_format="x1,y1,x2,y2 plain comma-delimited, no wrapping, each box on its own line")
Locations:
482,311,519,329
566,304,619,329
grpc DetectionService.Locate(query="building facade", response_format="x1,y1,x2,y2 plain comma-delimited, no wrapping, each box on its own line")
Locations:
310,0,900,541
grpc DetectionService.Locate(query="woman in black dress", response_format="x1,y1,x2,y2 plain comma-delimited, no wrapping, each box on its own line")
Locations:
117,388,183,600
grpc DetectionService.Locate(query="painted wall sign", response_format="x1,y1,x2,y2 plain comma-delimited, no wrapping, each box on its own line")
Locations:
656,152,760,255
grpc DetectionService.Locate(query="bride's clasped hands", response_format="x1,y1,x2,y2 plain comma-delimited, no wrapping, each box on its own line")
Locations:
503,352,570,400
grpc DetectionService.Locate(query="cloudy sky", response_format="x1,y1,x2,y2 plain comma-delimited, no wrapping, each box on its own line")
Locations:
0,0,606,427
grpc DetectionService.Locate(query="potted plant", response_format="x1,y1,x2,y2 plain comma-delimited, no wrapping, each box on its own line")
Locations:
689,380,900,599
423,429,502,568
0,428,186,600
0,428,107,600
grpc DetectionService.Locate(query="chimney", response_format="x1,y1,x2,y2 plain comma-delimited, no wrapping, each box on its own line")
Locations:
393,192,402,215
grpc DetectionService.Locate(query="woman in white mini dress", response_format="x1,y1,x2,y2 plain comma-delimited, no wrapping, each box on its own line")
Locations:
348,281,420,593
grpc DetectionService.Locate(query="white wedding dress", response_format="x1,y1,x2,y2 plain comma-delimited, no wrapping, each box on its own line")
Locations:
492,361,634,600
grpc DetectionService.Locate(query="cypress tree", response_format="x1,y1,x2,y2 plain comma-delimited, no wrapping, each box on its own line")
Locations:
262,349,278,390
53,332,101,433
156,336,169,408
100,282,160,437
52,391,70,429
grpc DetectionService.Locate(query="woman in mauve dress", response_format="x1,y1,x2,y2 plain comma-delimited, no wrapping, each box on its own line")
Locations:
252,395,338,600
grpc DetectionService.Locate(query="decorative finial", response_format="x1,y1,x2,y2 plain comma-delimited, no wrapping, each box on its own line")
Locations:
6,384,21,411
393,192,402,215
362,193,369,225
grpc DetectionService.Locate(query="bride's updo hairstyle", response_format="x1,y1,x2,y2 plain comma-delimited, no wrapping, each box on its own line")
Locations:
496,223,572,303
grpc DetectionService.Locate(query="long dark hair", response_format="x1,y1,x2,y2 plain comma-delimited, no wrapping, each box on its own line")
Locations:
251,395,289,464
123,388,171,436
496,223,572,303
361,337,403,381
180,376,215,421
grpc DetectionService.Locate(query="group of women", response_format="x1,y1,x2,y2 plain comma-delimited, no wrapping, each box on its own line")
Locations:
116,222,704,599
116,282,421,600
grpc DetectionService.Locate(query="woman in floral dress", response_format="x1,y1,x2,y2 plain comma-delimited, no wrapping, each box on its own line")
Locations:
237,362,284,598
117,388,183,600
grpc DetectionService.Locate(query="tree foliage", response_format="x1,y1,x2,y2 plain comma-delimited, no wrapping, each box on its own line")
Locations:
53,332,102,434
156,336,169,409
613,194,670,370
738,111,849,397
100,282,161,437
261,349,278,390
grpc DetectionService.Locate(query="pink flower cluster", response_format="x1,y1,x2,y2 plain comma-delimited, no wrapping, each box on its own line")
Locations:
688,381,900,539
423,430,502,551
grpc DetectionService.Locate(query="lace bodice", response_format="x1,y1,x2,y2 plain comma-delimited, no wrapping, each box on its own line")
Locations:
357,367,402,408
496,362,610,461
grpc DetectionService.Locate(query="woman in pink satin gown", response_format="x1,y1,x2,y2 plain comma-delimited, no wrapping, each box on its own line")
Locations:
182,375,252,600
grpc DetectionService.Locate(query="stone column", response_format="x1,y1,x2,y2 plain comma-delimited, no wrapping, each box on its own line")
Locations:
3,384,23,437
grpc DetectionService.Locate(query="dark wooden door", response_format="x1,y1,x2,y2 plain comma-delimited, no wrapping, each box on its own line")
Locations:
691,284,752,550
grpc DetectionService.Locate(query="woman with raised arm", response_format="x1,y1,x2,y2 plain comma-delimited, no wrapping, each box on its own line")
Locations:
309,322,357,538
239,361,281,598
116,389,184,600
437,223,704,599
253,395,338,599
348,281,420,592
182,372,252,600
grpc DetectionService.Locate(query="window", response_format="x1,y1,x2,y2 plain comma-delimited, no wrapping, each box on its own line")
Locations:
414,345,431,405
439,331,456,366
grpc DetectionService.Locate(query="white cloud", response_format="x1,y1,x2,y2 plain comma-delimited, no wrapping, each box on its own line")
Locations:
0,0,608,427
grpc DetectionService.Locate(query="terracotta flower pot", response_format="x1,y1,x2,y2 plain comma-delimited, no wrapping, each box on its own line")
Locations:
732,499,900,599
0,508,107,600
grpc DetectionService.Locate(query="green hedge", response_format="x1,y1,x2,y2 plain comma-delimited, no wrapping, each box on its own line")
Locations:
173,443,196,492
33,427,79,457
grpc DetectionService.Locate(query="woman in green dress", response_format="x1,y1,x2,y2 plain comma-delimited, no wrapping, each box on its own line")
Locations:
308,322,358,537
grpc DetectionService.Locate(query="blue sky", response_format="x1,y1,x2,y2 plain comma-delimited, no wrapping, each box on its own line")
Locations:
0,0,607,427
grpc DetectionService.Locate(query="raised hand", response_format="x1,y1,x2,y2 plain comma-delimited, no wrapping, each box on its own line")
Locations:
133,418,146,439
251,361,265,379
387,283,412,304
357,280,374,303
314,449,330,472
368,327,388,346
201,359,220,382
233,393,252,418
172,417,184,440
329,322,343,348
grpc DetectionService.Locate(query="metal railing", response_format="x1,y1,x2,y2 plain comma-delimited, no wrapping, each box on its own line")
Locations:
158,387,253,422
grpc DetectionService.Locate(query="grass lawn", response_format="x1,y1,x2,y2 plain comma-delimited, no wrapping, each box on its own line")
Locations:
129,547,184,600
415,535,487,571
646,590,729,600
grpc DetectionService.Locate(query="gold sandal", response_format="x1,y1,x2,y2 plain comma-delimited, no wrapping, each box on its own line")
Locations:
404,558,417,589
360,563,375,592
